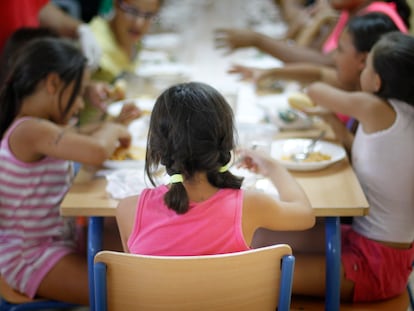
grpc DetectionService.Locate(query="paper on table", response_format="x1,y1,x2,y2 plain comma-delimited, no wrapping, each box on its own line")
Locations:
105,169,148,199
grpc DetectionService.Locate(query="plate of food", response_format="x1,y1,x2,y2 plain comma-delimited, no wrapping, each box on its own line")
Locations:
271,139,346,171
103,145,146,169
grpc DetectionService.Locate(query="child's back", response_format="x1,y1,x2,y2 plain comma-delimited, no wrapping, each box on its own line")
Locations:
117,82,315,254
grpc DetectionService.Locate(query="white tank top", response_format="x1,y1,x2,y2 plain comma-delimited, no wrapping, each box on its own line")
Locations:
352,99,414,243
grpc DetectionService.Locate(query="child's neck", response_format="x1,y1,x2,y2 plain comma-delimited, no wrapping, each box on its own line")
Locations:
182,173,220,203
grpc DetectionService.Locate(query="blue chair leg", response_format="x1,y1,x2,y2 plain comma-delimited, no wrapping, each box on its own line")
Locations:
325,216,341,311
278,254,295,311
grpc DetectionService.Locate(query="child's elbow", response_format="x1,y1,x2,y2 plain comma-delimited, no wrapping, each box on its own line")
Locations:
300,208,316,229
305,213,316,229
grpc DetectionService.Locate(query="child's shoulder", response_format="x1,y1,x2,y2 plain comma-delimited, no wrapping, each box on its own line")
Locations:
12,117,60,133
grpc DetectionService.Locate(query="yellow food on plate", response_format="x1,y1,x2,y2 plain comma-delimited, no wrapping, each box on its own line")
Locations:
281,151,331,162
110,146,146,161
288,92,315,110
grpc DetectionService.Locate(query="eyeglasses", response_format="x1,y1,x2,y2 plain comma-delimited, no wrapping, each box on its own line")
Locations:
117,0,158,21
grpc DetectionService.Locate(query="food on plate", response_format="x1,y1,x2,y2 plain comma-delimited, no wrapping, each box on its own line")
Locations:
110,145,146,161
108,79,127,100
288,92,315,110
281,151,331,162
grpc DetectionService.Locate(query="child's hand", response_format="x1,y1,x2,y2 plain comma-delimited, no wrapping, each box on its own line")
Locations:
115,103,142,125
108,123,132,149
214,28,258,53
117,129,132,149
227,64,262,81
84,81,111,112
237,148,278,177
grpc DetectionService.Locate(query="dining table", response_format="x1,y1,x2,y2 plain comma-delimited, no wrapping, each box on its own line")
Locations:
60,2,369,309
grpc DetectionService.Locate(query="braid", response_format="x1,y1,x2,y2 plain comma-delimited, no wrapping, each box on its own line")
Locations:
164,183,189,214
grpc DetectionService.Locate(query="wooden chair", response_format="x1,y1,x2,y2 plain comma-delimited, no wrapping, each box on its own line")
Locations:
290,291,410,310
94,244,295,311
0,276,78,311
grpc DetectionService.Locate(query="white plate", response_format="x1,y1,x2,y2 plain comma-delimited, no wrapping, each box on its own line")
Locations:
136,63,192,78
142,33,182,51
271,139,346,171
107,98,156,117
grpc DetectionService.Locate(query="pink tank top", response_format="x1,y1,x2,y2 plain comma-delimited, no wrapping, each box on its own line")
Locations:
323,1,408,53
127,185,250,255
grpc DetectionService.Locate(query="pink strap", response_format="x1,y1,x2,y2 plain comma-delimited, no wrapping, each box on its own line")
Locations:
322,1,408,54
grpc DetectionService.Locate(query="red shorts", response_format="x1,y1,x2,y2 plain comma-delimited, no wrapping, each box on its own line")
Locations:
341,225,414,302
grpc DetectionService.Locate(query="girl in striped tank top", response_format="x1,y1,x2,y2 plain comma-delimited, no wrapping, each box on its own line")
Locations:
0,37,131,305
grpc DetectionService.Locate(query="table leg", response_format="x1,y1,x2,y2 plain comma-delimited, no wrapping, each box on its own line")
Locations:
88,216,104,311
325,216,341,311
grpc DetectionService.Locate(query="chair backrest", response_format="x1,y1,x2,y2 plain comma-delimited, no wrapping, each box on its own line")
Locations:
94,244,295,311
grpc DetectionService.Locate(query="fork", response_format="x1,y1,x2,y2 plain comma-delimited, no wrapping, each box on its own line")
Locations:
291,130,326,162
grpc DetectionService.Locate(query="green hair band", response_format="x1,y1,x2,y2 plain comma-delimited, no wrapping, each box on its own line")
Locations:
169,174,184,184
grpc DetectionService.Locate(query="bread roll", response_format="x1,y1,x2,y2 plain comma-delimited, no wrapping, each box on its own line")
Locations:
288,92,315,110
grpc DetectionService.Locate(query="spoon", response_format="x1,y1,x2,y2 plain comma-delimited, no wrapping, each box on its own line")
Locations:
291,130,326,162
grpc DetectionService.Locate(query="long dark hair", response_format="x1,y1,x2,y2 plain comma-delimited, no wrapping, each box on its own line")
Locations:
347,12,400,52
0,37,87,138
371,31,414,104
145,82,243,214
0,27,59,85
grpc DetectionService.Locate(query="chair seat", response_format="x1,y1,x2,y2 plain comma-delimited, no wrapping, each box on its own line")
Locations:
291,291,409,311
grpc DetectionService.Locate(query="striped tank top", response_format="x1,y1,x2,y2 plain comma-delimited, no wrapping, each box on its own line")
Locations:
0,117,76,297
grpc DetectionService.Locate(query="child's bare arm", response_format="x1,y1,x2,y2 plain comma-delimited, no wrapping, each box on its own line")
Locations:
116,195,140,252
12,119,131,166
239,149,315,242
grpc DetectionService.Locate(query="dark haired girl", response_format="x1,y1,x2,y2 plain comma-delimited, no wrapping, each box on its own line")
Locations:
0,37,130,304
117,82,314,255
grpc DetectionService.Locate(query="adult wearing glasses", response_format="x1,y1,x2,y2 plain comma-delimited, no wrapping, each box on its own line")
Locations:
89,0,162,83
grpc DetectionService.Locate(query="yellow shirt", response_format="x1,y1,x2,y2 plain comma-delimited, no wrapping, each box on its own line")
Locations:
89,16,141,83
81,16,141,124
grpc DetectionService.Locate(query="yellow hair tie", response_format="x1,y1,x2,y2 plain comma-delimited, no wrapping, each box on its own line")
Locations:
219,162,231,173
170,174,184,184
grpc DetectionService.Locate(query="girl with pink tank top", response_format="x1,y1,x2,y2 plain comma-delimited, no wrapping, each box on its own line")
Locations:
116,82,315,256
